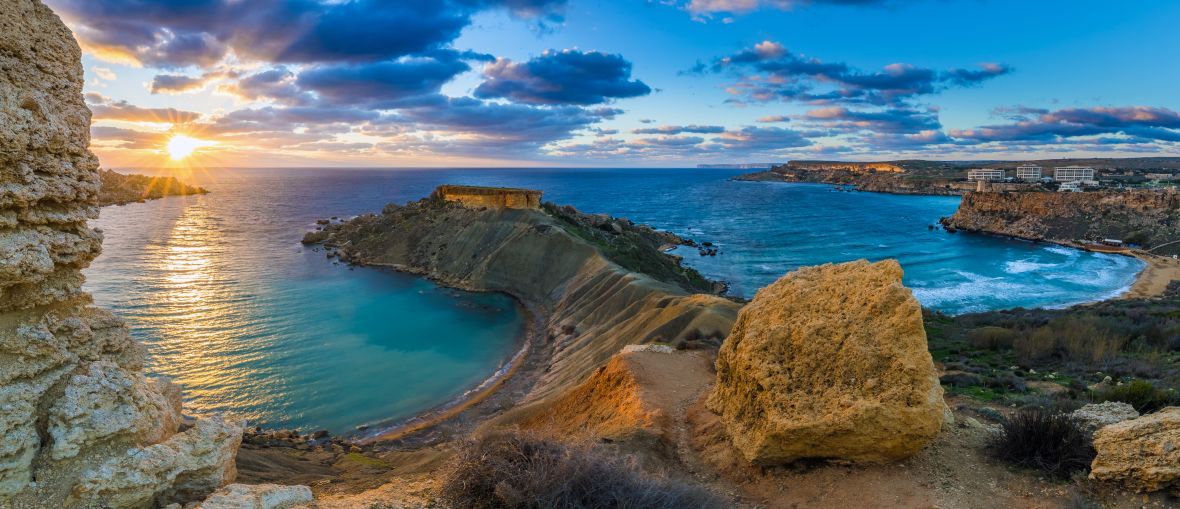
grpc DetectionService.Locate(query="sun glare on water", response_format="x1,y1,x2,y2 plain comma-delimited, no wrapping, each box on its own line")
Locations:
166,135,214,161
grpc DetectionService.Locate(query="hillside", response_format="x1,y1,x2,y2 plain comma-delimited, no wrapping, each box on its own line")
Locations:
98,169,208,206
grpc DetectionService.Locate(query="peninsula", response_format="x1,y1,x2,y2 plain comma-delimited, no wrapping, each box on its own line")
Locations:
98,169,208,206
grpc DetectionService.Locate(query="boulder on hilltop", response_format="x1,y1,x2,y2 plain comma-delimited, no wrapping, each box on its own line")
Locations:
706,259,945,465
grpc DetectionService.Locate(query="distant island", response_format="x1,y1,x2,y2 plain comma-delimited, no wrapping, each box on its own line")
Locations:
98,169,209,206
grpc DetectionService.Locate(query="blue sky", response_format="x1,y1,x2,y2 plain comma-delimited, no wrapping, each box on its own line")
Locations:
49,0,1180,167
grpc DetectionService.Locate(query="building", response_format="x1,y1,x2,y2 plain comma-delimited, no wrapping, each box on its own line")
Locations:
1015,164,1042,181
431,185,542,210
1054,166,1096,183
967,168,1005,182
1058,181,1082,192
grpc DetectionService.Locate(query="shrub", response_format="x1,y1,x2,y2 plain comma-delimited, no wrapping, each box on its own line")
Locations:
990,408,1095,479
439,432,726,509
967,326,1017,350
1091,380,1179,413
1014,327,1056,363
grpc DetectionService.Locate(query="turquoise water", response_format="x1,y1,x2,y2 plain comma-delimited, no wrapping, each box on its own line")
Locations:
86,167,1143,433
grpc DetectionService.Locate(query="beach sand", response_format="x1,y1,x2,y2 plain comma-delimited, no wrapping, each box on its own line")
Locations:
1123,252,1180,299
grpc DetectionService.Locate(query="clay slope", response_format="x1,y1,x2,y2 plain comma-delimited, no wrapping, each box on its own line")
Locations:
0,2,241,507
314,196,740,409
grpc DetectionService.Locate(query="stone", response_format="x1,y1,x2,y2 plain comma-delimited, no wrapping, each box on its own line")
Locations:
707,259,945,465
1090,407,1180,492
1071,402,1139,431
0,2,242,507
198,483,314,509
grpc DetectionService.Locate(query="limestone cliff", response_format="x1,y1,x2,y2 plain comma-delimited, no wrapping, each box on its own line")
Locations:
706,260,945,465
735,167,970,196
0,2,241,507
432,184,541,210
945,190,1180,253
309,192,740,411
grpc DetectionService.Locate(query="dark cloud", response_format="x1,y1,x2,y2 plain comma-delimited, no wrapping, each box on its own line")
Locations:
46,0,567,67
474,50,651,105
802,106,941,134
297,55,472,107
90,125,168,149
149,74,209,94
706,41,1010,106
632,124,725,134
951,106,1180,144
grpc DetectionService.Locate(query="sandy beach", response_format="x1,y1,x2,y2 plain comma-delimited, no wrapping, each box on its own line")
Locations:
1123,252,1180,299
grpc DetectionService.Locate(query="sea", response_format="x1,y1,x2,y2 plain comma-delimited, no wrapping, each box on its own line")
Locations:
85,167,1144,433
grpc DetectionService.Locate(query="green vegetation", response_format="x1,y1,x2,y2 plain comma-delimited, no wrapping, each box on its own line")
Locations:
543,202,716,294
925,297,1180,408
440,432,726,509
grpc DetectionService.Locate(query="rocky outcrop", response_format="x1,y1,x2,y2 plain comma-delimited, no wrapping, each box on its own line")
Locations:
706,260,945,465
98,169,208,206
310,192,740,416
945,190,1180,253
432,184,542,210
1071,402,1138,432
198,483,314,509
1090,407,1180,492
0,2,241,507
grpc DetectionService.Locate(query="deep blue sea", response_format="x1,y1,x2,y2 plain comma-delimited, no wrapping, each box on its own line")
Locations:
85,167,1144,433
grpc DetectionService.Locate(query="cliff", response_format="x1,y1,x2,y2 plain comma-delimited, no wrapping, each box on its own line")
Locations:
945,190,1180,253
307,190,740,412
0,2,241,507
98,169,209,206
432,184,541,210
735,167,970,196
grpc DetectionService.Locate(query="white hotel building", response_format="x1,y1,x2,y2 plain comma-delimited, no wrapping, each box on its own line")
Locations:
1054,166,1097,183
967,168,1006,182
1015,164,1042,181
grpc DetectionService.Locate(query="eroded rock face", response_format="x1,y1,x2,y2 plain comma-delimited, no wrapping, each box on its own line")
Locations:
0,1,241,507
1090,407,1180,493
707,259,945,465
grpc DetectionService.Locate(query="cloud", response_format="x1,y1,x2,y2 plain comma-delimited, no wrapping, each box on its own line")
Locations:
681,0,892,18
474,50,651,105
756,115,790,123
86,96,202,124
149,74,209,94
705,41,1010,106
714,126,813,151
46,0,568,68
90,125,168,149
91,66,117,81
951,106,1180,144
297,55,473,107
632,124,725,134
802,106,941,134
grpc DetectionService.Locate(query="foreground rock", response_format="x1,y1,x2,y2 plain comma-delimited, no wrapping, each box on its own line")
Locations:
1090,407,1180,492
0,2,240,507
198,483,314,509
707,260,945,465
1071,402,1139,432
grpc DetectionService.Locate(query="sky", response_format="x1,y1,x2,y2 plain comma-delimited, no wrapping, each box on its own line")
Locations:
45,0,1180,168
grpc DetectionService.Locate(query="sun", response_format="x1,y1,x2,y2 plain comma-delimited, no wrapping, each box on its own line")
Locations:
166,135,214,161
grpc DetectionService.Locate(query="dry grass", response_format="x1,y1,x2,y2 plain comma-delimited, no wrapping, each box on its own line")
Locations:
439,431,726,509
990,408,1095,479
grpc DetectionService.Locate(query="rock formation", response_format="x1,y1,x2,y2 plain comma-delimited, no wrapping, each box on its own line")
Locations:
1070,402,1139,432
0,1,241,507
197,483,314,509
945,190,1180,253
706,260,945,465
1090,407,1180,493
98,169,209,207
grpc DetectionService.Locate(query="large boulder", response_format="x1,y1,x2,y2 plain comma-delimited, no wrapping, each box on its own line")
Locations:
707,259,945,465
198,483,314,509
0,1,242,507
1071,402,1138,432
1090,407,1180,492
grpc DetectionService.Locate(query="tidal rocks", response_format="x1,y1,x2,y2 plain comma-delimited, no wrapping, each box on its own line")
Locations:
198,484,314,509
1071,402,1139,432
707,259,945,465
0,1,241,507
1090,407,1180,492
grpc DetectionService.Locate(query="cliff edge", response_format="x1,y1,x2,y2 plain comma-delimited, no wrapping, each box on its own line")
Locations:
945,190,1180,254
0,2,241,507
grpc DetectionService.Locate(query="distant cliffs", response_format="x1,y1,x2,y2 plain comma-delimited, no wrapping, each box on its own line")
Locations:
945,190,1180,253
735,166,970,196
